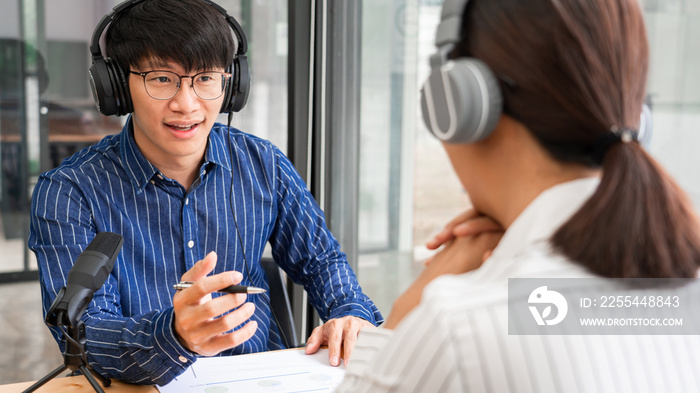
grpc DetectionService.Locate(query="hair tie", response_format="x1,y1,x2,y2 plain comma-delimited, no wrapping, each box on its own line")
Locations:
591,126,638,163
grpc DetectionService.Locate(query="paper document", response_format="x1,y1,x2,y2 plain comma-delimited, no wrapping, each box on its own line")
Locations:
157,348,345,393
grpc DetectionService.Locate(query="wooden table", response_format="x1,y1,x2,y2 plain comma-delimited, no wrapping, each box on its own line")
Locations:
0,377,156,393
0,348,316,392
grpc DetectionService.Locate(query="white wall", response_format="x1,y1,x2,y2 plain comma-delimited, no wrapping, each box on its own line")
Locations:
0,0,20,37
45,0,117,41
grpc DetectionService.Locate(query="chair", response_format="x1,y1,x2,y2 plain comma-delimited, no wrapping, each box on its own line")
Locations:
260,257,300,348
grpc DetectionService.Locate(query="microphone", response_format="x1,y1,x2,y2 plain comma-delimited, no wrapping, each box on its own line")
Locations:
46,232,124,328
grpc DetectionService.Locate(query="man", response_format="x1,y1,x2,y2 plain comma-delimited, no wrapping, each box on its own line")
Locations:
29,0,381,385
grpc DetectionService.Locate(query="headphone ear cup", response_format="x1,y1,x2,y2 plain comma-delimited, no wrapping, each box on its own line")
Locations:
89,57,132,116
89,57,118,116
421,58,503,144
108,60,132,116
222,55,251,113
219,63,236,114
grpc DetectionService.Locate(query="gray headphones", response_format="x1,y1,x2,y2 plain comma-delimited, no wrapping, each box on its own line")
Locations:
420,0,653,147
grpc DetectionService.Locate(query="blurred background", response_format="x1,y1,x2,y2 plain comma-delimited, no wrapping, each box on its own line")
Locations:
0,0,698,384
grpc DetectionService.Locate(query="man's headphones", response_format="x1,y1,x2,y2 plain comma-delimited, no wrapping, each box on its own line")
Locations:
420,0,653,146
88,0,250,116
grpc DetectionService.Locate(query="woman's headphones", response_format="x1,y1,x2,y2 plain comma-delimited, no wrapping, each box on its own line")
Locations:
420,0,652,146
88,0,250,116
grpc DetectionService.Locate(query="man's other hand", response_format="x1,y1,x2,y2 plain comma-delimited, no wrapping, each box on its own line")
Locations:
305,316,375,367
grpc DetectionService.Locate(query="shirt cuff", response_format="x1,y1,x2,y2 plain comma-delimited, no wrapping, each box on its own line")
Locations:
328,301,384,326
138,309,198,385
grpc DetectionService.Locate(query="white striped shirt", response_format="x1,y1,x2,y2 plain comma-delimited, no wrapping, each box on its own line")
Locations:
337,178,700,393
29,118,382,385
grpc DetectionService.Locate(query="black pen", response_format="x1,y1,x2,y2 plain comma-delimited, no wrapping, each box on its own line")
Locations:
173,281,266,294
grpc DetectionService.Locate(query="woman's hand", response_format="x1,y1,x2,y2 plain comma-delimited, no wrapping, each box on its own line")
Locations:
424,208,503,264
384,210,504,329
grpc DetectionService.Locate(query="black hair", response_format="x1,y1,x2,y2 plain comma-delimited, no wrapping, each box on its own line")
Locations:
105,0,235,74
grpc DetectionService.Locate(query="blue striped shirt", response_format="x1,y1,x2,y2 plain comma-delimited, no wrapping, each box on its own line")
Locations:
28,118,382,385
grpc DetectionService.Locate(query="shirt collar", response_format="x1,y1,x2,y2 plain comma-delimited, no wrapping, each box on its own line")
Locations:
206,123,232,172
120,118,158,193
489,177,601,261
120,118,232,193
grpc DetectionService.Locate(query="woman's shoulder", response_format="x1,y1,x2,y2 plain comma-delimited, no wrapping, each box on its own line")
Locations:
422,246,597,313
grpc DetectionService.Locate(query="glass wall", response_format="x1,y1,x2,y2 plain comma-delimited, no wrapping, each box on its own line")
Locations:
643,0,700,207
216,0,288,146
0,0,287,278
0,0,30,275
355,0,700,316
1,0,121,276
356,0,470,314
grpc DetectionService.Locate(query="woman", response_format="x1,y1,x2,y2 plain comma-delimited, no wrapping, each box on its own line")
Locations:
336,0,700,391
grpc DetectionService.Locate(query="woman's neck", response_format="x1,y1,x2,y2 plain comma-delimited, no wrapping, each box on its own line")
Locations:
495,162,600,229
449,116,601,230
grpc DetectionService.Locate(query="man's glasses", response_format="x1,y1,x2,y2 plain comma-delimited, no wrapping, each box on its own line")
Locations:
129,70,232,100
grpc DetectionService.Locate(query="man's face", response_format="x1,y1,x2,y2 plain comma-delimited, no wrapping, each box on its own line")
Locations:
128,59,225,168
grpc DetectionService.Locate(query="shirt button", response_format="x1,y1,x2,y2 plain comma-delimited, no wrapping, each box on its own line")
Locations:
188,240,194,248
202,169,207,176
185,198,189,205
150,180,155,185
157,174,164,180
178,356,188,363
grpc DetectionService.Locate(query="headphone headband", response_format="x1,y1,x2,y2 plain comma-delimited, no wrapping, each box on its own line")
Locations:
432,0,469,67
90,0,247,60
207,0,248,54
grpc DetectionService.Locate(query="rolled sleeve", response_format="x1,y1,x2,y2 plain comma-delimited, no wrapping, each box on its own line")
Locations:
269,148,383,326
30,171,195,385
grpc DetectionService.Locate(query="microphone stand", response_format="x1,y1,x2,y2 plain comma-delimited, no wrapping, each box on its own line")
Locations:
24,231,123,392
22,313,111,393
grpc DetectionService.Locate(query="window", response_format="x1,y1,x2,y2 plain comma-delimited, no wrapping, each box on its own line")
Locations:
355,0,470,314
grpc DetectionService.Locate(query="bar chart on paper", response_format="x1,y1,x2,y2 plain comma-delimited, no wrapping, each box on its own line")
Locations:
157,348,345,393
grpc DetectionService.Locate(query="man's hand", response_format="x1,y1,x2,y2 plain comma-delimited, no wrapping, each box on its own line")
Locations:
172,251,258,356
385,228,504,329
305,316,375,367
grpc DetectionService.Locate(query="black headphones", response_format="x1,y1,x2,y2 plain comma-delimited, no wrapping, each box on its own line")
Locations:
421,0,652,146
88,0,251,116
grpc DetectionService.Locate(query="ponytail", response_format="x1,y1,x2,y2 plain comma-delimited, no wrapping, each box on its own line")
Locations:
551,143,700,278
